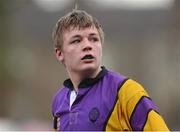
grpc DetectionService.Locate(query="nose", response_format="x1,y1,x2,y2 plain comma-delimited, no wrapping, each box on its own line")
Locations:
82,39,92,52
83,46,92,52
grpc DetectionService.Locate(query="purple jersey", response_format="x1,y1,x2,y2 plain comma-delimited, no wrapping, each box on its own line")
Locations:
52,66,169,131
52,67,127,131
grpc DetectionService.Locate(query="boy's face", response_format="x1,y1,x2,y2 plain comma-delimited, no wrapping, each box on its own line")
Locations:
55,26,102,74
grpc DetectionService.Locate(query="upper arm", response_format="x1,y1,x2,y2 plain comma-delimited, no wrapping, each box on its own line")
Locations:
119,79,169,131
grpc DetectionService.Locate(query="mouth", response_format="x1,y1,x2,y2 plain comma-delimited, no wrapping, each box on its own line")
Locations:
81,54,94,60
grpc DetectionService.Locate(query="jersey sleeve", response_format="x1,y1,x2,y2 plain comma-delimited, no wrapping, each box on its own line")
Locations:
119,79,169,131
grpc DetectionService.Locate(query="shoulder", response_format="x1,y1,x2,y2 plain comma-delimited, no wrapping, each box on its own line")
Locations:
105,69,128,86
51,86,68,114
104,68,148,99
52,86,68,103
118,79,149,102
118,79,151,119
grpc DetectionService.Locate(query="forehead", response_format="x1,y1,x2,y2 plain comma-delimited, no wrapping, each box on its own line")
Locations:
63,26,99,40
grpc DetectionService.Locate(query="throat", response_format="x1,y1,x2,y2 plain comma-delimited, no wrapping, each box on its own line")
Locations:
69,67,101,89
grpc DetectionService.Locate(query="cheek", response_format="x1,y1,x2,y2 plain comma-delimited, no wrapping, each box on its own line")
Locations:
97,45,102,56
64,49,79,63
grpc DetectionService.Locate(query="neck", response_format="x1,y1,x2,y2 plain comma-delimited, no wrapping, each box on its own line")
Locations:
67,67,101,91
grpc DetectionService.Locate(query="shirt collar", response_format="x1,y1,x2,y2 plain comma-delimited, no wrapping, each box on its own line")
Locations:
63,66,107,90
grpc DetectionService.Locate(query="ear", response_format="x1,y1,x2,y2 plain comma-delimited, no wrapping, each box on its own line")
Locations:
54,48,64,62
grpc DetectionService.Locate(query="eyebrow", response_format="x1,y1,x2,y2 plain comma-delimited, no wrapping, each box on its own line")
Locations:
71,35,81,39
71,33,98,39
89,33,98,37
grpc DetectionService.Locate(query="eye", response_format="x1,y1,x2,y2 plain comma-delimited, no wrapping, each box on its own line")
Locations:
70,39,81,44
90,37,99,42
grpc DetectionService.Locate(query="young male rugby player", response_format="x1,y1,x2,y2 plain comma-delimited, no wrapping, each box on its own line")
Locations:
52,10,169,131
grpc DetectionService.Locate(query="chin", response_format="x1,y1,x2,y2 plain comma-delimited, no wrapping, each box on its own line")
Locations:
82,65,96,71
80,63,98,73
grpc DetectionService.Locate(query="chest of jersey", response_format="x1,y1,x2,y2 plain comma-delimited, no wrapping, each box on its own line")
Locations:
53,71,127,131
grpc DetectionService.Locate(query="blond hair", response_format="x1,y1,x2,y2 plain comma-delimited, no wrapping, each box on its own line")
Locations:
52,10,104,50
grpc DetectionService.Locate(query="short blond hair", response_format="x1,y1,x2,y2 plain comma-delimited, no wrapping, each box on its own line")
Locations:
52,10,104,50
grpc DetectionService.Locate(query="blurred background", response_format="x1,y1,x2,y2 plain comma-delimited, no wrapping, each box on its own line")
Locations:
0,0,179,130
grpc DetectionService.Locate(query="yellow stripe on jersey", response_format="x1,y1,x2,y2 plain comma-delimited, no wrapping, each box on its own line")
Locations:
105,79,169,131
143,110,169,131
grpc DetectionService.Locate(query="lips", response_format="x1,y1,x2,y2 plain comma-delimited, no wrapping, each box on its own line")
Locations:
81,55,94,60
